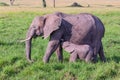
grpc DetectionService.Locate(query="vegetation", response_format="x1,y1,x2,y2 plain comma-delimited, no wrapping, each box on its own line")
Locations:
0,2,9,6
0,0,120,80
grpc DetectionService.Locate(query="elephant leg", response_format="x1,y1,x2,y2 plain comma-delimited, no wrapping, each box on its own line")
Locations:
98,42,106,62
85,51,93,62
43,40,60,63
69,52,77,62
93,47,98,63
55,45,63,62
43,29,63,63
93,40,100,62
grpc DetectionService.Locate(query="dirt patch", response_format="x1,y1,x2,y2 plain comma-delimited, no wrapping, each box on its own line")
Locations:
68,2,90,7
69,2,83,7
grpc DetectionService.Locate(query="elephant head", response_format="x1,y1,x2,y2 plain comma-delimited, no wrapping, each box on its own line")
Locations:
23,14,62,62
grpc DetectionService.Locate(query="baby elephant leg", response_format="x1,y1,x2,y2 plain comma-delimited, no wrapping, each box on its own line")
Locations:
69,52,77,62
85,50,94,62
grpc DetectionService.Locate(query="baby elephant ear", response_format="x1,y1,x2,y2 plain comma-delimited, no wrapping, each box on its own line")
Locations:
62,42,75,53
43,14,62,39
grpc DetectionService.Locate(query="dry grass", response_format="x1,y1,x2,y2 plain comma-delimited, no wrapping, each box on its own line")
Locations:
0,0,120,7
0,0,119,14
0,7,119,13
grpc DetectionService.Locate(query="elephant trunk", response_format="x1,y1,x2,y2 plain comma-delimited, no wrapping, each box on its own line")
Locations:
25,27,35,62
26,38,32,62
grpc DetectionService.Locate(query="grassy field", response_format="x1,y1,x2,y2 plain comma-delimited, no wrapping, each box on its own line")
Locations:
0,0,120,80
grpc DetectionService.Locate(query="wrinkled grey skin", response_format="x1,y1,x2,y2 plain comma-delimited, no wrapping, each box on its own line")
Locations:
62,41,94,62
24,12,106,63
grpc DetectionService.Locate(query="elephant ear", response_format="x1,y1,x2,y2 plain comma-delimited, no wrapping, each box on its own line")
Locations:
62,42,75,53
43,15,62,39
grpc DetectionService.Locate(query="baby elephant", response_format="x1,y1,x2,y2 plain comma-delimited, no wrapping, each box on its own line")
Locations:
62,41,94,62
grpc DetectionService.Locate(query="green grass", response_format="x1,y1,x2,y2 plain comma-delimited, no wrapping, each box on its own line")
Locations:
0,10,120,80
0,2,9,6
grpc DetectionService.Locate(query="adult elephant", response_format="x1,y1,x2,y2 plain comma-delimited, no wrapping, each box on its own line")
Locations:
23,12,106,63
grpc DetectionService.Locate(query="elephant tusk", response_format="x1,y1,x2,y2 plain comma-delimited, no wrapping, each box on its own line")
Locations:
20,37,31,43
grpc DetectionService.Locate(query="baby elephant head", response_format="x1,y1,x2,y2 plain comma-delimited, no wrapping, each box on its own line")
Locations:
24,14,62,62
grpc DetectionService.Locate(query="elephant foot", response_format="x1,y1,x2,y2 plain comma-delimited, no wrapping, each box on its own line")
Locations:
99,53,106,62
69,60,76,63
43,59,49,63
59,59,63,63
43,56,49,63
27,59,34,63
101,57,106,62
57,57,63,63
92,56,98,63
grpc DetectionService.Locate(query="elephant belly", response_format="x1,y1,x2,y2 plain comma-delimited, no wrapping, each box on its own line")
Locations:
69,28,93,45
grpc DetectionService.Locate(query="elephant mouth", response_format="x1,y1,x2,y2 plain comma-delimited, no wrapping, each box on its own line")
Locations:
32,34,44,40
33,35,37,38
20,33,44,42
